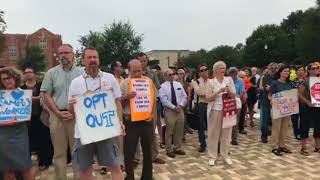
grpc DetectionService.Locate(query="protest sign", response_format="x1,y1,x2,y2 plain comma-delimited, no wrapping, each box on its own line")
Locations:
74,90,121,145
222,93,237,128
310,77,320,107
272,89,299,119
129,78,155,122
0,89,32,125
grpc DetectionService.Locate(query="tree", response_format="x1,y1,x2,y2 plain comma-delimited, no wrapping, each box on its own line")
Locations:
17,46,46,72
207,45,243,68
180,49,208,69
79,21,143,69
244,24,291,66
280,10,305,62
294,7,320,63
0,11,6,54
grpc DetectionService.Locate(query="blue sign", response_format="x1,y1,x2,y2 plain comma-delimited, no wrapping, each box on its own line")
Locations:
0,89,32,124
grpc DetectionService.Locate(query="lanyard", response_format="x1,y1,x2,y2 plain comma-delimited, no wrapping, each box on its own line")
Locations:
83,73,103,92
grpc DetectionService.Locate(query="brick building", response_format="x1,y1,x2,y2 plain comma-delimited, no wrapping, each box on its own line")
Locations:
0,28,62,69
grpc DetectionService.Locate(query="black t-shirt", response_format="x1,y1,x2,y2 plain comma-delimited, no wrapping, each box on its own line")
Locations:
21,82,42,117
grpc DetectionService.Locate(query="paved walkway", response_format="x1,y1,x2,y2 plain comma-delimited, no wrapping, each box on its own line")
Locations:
35,119,320,180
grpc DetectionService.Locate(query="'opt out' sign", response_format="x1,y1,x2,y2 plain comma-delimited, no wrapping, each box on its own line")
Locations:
74,90,121,145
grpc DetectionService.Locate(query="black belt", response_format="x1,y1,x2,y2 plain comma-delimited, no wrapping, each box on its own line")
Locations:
59,109,68,111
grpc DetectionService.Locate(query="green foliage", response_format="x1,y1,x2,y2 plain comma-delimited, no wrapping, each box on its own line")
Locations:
181,45,244,69
294,7,320,63
244,24,291,66
79,21,143,69
17,46,46,72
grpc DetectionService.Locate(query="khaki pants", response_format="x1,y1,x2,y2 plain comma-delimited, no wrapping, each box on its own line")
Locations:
49,113,77,180
164,109,184,153
271,116,290,149
207,110,232,160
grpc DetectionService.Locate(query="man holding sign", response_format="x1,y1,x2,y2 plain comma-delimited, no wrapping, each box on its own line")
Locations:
68,48,124,180
120,59,157,180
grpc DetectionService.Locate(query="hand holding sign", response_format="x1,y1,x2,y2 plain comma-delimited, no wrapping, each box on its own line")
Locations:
74,90,122,145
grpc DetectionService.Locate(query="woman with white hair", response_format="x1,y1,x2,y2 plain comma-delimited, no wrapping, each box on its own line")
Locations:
206,61,236,166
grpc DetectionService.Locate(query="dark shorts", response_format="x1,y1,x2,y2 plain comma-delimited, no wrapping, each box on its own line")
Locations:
73,138,121,170
300,107,320,139
0,123,32,171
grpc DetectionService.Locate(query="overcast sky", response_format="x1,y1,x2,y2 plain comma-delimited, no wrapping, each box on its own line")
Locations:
2,0,316,51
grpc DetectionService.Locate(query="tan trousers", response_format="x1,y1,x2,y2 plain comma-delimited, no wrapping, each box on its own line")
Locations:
164,109,184,153
207,110,232,160
49,113,77,180
271,116,290,149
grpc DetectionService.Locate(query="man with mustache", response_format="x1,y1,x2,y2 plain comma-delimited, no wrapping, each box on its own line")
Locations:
68,47,124,180
41,44,83,180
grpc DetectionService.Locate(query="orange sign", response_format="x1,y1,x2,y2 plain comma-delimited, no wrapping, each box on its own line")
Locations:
129,78,155,122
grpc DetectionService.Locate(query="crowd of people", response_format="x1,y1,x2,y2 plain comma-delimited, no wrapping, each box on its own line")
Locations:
0,42,319,180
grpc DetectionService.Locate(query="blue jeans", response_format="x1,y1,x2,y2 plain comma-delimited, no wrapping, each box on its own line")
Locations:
260,92,271,139
198,103,207,148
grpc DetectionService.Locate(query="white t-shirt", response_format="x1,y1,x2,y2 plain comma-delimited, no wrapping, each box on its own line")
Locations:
68,71,121,138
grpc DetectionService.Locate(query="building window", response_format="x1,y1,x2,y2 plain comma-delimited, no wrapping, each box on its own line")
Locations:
39,39,47,49
8,46,17,59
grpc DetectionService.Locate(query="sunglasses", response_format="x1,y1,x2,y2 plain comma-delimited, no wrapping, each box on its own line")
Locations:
200,68,208,72
168,73,176,76
311,67,320,70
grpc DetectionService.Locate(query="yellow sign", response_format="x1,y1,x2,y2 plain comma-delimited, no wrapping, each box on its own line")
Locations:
129,78,155,122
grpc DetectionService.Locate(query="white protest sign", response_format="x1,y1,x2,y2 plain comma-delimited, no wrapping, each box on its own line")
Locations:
130,78,152,113
0,89,32,125
272,89,299,119
310,77,320,107
74,90,121,145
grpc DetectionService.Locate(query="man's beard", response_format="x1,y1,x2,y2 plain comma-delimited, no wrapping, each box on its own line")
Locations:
87,65,99,76
61,58,70,66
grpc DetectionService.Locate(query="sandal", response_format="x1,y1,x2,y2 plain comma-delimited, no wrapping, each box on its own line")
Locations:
279,147,292,154
272,149,283,156
100,167,107,175
300,148,310,156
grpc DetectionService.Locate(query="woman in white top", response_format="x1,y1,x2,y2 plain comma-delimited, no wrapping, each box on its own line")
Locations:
206,61,236,166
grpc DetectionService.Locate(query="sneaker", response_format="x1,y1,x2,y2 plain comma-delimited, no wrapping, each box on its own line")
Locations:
208,159,215,166
231,141,238,145
198,146,206,153
153,157,165,164
174,150,186,155
166,152,176,158
225,158,233,165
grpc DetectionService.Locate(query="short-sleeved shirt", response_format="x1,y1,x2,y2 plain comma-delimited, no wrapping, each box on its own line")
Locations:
301,78,311,103
68,71,121,138
191,77,208,103
144,68,160,90
270,80,292,94
120,76,158,116
233,78,246,97
262,74,274,92
40,64,83,110
206,77,236,111
21,82,42,116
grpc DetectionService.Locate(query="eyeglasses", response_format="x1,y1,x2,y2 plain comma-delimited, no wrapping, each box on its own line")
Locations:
1,76,13,81
200,68,208,72
168,73,176,76
58,51,72,55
